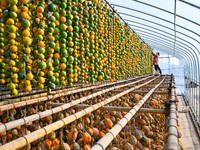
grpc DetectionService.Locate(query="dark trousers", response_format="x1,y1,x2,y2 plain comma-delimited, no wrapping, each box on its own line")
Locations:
154,65,162,74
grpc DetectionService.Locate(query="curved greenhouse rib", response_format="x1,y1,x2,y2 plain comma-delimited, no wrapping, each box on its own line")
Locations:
148,45,191,76
133,27,199,60
134,28,199,81
132,26,199,65
142,38,192,65
178,0,200,9
137,33,194,74
112,4,200,37
137,30,199,81
131,0,200,26
137,32,196,70
144,42,193,79
114,1,200,86
131,24,200,61
137,33,194,71
140,37,193,68
123,17,200,46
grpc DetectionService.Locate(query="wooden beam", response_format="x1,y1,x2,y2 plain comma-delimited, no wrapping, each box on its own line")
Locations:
47,103,166,114
133,85,170,88
138,81,170,84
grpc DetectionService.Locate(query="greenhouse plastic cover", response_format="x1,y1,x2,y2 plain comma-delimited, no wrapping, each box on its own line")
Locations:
108,0,200,80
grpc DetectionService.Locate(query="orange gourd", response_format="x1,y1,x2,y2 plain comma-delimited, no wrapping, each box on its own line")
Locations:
85,117,90,124
52,138,60,146
99,131,105,138
45,139,52,147
83,144,91,150
140,119,147,125
82,132,91,144
67,131,78,141
104,118,113,128
92,128,99,137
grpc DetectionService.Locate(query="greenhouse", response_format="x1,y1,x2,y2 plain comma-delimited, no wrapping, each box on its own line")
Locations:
0,0,199,149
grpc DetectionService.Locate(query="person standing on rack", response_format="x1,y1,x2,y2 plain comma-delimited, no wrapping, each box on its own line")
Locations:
151,50,162,75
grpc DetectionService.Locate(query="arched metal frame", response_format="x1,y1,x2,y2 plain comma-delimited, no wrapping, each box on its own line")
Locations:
112,4,200,37
122,14,200,86
116,12,200,47
133,29,198,78
111,3,200,70
134,26,199,121
112,4,200,91
107,0,200,127
136,35,193,77
133,27,199,88
142,40,197,114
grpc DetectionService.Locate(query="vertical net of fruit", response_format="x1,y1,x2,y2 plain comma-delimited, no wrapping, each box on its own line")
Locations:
0,0,152,95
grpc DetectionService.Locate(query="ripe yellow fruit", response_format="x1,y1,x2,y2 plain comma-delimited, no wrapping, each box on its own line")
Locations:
38,29,44,35
9,39,16,45
24,47,31,54
22,29,30,37
10,5,18,12
9,60,16,66
0,79,5,84
11,53,17,59
23,37,32,46
26,73,34,80
53,53,60,59
24,80,31,86
38,84,44,89
38,77,45,84
68,26,73,32
10,45,18,52
39,71,45,77
21,12,30,19
9,32,16,39
25,85,32,92
6,18,14,25
11,89,18,95
11,73,18,79
22,0,29,4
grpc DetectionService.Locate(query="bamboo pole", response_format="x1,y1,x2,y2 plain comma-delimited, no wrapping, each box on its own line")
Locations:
0,76,159,150
138,81,169,84
93,89,169,94
91,76,167,150
0,76,153,133
142,85,170,88
0,87,46,97
0,75,146,98
0,87,79,106
0,82,93,102
0,81,86,96
167,74,179,150
0,83,82,97
48,103,166,114
0,75,146,107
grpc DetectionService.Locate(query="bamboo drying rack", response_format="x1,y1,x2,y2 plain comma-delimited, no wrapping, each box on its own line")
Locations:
0,75,179,150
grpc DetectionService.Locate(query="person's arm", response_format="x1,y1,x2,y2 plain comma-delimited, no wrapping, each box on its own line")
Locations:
151,50,156,57
151,50,159,57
